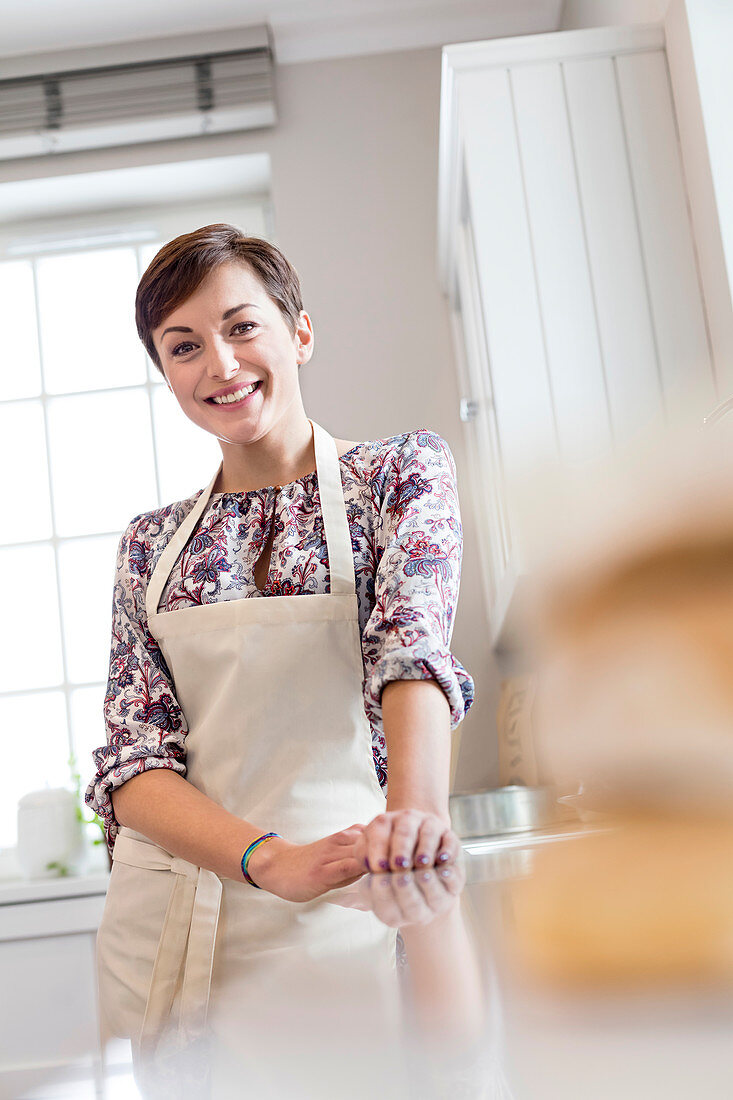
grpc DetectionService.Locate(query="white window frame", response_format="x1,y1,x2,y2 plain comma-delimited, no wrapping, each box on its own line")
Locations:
0,188,271,846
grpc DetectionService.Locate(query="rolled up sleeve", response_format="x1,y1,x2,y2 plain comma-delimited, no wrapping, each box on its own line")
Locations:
84,515,187,853
361,429,476,732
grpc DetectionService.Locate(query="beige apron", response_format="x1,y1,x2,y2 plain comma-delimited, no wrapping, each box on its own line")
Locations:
96,418,398,1076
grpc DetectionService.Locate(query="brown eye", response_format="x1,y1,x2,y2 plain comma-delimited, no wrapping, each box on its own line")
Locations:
171,341,196,357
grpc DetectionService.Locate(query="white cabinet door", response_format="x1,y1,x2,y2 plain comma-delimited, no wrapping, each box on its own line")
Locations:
0,932,99,1069
439,25,716,646
0,890,110,1098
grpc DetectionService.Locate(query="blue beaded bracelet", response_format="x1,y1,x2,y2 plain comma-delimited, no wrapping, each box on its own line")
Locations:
241,832,281,888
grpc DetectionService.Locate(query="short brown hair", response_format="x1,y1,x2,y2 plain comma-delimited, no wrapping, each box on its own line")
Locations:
135,224,304,373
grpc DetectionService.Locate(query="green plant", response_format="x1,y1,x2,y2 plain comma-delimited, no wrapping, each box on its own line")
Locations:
45,860,70,876
69,750,106,847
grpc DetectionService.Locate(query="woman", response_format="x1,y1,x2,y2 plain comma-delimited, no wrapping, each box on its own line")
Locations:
85,223,475,1061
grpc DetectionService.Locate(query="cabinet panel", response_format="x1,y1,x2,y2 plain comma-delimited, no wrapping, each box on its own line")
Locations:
564,54,664,446
454,219,512,622
440,25,718,647
0,933,98,1069
616,49,715,419
511,61,613,465
458,69,558,477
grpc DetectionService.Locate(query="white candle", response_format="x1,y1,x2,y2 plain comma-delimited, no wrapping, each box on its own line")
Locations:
16,788,84,879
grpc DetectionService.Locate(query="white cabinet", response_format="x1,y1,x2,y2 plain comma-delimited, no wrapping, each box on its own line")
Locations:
0,873,113,1099
439,24,717,647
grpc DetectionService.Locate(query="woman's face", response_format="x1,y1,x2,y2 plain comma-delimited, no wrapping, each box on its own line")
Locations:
152,260,313,446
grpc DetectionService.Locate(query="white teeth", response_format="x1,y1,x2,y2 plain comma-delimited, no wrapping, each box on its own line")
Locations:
212,382,259,404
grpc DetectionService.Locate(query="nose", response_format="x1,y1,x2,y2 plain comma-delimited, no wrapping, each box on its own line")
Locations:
204,340,239,380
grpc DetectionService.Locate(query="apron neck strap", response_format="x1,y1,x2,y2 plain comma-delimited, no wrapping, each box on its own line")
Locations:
310,418,356,596
145,418,355,621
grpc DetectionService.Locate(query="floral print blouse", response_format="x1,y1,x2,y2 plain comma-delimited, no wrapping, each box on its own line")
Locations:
85,428,475,851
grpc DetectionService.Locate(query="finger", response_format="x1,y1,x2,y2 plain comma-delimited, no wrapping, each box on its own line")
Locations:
351,833,368,870
414,867,461,917
361,876,405,927
333,824,366,842
364,813,394,872
413,866,451,907
324,855,366,885
387,809,421,872
413,816,446,868
435,863,465,895
435,827,462,865
392,871,434,925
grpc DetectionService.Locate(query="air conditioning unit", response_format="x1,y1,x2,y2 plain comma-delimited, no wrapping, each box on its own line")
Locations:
0,25,277,159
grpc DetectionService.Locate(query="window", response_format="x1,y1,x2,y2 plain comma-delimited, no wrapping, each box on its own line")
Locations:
0,178,270,849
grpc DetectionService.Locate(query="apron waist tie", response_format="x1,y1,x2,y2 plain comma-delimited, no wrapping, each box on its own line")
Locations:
112,832,223,1053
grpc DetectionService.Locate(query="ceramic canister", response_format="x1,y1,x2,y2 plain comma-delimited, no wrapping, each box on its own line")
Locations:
16,788,84,879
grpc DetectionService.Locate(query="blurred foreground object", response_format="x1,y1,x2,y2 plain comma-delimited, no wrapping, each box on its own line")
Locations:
503,413,733,989
507,812,733,989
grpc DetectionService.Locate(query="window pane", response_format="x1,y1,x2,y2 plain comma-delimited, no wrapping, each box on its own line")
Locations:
0,260,41,400
70,683,106,795
152,386,220,502
0,545,64,692
137,241,166,385
36,248,146,394
47,389,157,536
148,357,166,385
58,536,118,684
138,242,163,271
0,692,70,849
0,401,52,545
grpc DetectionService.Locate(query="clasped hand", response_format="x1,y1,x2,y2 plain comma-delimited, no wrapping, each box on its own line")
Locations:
353,808,461,873
247,808,461,902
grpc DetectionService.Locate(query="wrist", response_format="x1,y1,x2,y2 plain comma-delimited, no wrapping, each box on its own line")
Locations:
386,800,451,828
244,835,292,888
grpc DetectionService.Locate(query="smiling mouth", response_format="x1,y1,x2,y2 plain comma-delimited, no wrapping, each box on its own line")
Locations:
206,381,262,405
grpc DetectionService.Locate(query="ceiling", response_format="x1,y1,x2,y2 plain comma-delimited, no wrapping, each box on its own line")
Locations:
1,0,563,65
0,155,271,226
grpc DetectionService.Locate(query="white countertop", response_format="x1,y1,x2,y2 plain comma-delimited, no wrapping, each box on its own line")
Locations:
0,818,608,906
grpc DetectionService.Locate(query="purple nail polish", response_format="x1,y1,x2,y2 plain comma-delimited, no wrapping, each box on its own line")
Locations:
438,852,450,863
416,854,430,866
395,856,408,868
364,857,370,871
378,859,390,870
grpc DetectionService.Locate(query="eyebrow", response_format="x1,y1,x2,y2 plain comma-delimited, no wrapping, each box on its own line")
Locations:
161,303,260,339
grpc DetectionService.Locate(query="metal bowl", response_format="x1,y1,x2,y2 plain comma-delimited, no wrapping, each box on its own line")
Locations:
449,785,565,839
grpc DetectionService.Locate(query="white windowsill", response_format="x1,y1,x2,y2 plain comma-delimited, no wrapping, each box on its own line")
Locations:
0,846,109,905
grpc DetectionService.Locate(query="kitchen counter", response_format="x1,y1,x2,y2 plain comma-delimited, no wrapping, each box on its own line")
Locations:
0,820,605,908
4,816,729,1100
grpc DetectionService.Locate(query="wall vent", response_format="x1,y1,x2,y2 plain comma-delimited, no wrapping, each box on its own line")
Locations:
0,25,276,158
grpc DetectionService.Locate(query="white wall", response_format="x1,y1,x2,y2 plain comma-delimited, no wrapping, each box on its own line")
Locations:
0,47,501,792
560,0,667,27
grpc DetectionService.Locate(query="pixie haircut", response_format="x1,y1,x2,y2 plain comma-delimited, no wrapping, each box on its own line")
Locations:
135,224,304,374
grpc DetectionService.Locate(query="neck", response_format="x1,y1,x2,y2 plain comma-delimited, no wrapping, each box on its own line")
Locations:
214,411,316,493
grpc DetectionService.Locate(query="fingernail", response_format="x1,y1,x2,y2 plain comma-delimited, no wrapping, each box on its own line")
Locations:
397,873,411,886
437,852,450,863
378,859,390,870
420,871,432,882
364,857,370,871
416,854,430,866
439,867,452,878
395,856,408,868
